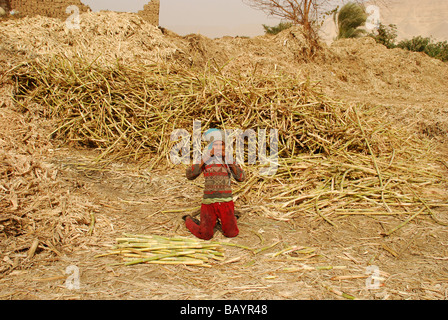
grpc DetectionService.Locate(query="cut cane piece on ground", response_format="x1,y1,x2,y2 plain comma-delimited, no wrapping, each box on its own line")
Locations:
97,233,226,267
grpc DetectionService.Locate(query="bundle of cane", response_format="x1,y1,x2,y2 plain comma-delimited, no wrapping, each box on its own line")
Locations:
96,233,225,267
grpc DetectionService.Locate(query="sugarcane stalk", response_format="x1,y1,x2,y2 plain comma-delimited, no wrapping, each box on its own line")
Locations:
124,250,197,266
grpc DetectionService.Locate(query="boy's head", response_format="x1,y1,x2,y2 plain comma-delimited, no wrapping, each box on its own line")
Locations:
204,128,223,142
204,128,225,159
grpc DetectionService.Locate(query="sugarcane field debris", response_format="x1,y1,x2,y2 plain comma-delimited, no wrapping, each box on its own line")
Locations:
1,11,448,300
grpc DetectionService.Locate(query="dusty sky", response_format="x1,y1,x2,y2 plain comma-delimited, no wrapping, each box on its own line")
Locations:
81,0,284,38
80,1,448,41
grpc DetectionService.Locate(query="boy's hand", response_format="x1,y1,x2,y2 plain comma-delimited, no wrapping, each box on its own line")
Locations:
228,163,238,174
201,145,214,167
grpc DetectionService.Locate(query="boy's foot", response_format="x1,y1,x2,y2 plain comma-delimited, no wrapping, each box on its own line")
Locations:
182,215,200,225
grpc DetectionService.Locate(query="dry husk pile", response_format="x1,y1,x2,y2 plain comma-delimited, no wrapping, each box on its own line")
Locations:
0,12,178,66
9,54,448,228
0,107,99,266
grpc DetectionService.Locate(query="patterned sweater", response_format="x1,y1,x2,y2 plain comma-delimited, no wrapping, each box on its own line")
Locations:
186,158,245,203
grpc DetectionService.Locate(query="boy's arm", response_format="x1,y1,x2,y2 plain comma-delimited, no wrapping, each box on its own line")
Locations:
228,163,245,182
186,163,202,180
186,155,211,180
187,147,215,180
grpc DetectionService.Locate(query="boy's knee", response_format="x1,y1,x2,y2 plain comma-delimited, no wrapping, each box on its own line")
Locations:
199,231,214,240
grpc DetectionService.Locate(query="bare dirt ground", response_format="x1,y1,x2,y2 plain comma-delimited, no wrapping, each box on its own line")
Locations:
1,120,447,300
1,13,448,300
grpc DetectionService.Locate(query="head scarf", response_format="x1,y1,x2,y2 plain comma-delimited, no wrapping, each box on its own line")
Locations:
204,128,224,151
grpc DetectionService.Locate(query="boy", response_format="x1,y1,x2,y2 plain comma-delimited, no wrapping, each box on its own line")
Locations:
183,130,245,240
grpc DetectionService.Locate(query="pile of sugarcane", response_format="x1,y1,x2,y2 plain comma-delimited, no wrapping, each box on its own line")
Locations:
10,55,372,162
9,55,448,226
96,233,225,267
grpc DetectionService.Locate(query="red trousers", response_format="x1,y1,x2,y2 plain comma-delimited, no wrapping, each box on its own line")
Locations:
185,201,239,240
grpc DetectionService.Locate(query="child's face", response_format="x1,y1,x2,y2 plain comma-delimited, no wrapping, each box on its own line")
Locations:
212,141,225,158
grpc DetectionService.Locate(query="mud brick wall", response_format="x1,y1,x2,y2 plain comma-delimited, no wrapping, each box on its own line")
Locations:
0,0,10,12
2,0,160,26
8,0,91,18
137,0,160,26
